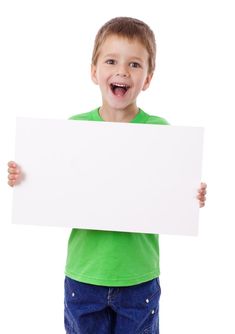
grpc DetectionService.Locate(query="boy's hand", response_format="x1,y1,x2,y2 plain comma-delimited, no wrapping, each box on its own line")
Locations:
197,182,207,208
7,161,21,187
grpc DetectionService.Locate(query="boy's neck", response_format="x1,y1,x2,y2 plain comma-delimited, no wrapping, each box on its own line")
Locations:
99,105,139,123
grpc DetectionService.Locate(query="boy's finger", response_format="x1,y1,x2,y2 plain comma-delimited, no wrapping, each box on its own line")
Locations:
200,182,207,189
199,189,207,195
197,194,206,200
8,174,18,180
8,161,16,168
8,180,15,187
8,167,20,174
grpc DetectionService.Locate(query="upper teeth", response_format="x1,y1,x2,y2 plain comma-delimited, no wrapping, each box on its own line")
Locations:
111,83,128,88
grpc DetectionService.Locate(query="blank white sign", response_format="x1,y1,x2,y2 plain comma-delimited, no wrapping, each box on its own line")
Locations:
12,118,204,235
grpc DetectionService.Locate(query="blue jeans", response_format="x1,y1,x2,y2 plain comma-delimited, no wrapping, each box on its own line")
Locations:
64,276,161,334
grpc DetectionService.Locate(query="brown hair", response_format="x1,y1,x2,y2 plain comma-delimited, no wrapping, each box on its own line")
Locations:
92,17,156,74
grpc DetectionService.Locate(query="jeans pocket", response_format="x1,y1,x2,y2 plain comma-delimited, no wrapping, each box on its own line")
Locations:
136,278,161,334
144,278,161,305
64,308,76,334
141,323,158,334
65,276,80,304
139,307,159,334
64,277,81,333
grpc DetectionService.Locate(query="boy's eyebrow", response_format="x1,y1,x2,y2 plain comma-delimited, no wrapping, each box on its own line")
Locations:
103,53,118,58
103,53,144,62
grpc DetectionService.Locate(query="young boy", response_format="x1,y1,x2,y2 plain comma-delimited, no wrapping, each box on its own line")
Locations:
8,17,207,334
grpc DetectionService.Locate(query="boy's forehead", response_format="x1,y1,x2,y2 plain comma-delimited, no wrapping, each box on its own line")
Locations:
99,34,148,55
103,34,142,46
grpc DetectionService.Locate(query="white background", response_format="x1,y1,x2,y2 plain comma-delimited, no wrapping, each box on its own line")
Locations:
0,0,234,333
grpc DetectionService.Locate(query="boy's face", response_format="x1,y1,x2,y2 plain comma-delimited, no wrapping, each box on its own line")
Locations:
91,35,153,112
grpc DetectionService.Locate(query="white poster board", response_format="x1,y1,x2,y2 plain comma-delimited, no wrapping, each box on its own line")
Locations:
12,118,204,235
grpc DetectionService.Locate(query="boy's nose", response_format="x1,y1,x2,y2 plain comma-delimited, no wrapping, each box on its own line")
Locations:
117,73,129,77
116,65,130,77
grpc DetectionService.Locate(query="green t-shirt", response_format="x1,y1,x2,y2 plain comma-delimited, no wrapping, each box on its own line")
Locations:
65,108,169,287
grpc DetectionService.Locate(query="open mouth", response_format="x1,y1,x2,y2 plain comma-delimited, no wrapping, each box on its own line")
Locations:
110,83,130,96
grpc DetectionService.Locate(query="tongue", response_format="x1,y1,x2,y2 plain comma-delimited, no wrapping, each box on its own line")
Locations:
114,87,126,96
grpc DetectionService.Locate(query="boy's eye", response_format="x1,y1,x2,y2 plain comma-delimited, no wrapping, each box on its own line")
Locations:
129,62,141,68
105,59,116,65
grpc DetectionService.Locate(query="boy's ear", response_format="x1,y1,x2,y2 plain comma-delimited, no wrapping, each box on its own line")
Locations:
142,72,154,91
91,64,98,85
